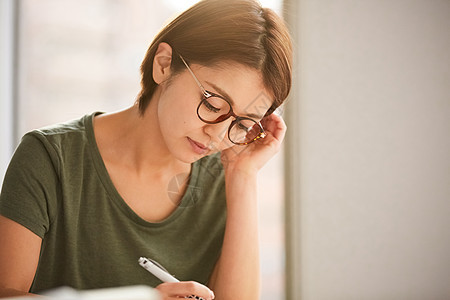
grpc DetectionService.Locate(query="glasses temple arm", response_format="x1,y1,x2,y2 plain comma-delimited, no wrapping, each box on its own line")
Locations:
178,54,211,97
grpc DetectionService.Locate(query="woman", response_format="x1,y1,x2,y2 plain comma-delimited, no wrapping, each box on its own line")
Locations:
0,0,292,299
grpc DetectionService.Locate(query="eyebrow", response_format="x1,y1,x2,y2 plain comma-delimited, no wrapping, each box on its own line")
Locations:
205,81,264,120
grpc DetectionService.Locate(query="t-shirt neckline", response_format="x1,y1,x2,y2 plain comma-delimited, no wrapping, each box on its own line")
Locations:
84,111,200,227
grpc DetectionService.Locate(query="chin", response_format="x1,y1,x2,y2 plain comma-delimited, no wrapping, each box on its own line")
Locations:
180,153,204,164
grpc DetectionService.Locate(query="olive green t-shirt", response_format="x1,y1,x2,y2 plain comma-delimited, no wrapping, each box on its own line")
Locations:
0,112,227,293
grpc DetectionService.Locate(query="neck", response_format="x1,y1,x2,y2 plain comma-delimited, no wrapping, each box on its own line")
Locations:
94,98,190,176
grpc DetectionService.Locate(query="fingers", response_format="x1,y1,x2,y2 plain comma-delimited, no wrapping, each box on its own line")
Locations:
156,281,215,300
261,113,287,144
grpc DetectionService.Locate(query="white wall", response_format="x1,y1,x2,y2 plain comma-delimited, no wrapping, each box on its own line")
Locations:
0,0,15,182
286,0,450,299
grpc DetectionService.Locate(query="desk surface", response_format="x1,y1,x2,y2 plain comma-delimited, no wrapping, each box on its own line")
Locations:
2,285,160,300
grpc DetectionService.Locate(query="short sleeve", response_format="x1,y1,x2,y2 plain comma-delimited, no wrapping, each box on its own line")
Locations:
0,132,60,238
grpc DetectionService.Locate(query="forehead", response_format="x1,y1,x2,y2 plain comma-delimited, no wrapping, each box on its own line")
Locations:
189,63,273,119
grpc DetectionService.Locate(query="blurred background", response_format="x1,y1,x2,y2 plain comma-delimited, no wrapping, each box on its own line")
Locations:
1,0,450,299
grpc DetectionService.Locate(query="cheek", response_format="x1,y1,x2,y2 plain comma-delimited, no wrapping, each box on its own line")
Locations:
158,100,202,139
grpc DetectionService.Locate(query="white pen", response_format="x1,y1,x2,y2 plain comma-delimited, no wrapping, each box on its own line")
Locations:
138,256,179,283
138,257,210,300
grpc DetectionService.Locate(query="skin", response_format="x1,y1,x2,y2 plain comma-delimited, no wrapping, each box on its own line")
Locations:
0,42,287,300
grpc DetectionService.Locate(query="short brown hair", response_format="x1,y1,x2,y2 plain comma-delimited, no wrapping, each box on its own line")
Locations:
137,0,293,116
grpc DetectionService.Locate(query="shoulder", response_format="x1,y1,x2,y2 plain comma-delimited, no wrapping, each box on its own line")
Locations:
20,112,99,155
30,112,98,143
12,112,99,174
195,152,224,178
192,152,226,197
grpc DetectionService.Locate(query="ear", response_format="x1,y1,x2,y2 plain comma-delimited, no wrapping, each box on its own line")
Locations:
152,42,173,84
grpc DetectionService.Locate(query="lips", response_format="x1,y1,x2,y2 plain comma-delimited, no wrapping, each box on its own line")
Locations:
187,137,209,155
191,138,207,149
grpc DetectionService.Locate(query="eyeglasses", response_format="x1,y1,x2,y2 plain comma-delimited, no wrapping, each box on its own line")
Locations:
178,54,267,146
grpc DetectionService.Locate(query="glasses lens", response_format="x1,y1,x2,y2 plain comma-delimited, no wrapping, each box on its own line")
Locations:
198,96,231,123
229,119,261,144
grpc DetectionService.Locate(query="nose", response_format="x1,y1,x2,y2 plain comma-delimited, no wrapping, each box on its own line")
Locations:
203,118,234,146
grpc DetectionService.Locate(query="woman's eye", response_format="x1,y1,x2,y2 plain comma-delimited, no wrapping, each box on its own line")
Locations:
204,100,220,113
238,122,249,131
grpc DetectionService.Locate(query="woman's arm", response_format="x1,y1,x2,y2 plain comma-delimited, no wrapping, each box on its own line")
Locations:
209,171,260,299
0,215,43,297
209,114,287,299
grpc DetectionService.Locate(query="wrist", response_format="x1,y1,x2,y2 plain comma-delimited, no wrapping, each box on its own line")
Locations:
224,169,258,209
224,164,258,180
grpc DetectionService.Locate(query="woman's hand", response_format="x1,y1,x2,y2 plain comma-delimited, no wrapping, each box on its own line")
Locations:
155,281,215,300
221,113,287,175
